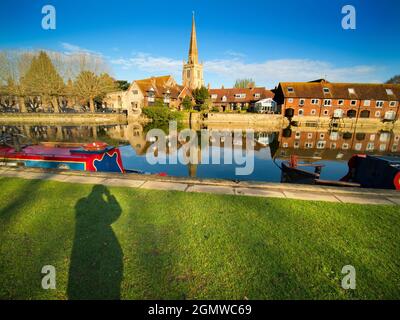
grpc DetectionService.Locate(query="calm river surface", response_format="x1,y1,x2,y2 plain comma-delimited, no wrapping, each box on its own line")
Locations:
1,123,399,182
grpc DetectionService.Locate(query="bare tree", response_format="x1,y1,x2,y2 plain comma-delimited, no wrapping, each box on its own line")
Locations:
74,71,117,112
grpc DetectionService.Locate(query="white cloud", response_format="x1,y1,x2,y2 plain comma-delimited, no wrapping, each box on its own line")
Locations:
111,53,182,76
110,52,384,87
60,42,102,57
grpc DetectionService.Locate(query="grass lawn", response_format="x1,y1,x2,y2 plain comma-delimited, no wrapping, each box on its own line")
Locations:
0,177,399,300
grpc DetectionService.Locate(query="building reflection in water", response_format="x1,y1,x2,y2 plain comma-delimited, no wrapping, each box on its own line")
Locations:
1,124,399,180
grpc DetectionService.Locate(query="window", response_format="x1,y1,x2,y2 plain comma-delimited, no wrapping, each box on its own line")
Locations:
294,141,300,148
370,134,376,141
317,141,326,149
364,100,371,107
234,93,246,99
295,132,301,139
386,89,394,95
348,88,355,94
311,99,319,105
351,100,357,106
287,87,294,93
222,96,227,102
375,111,381,118
305,142,313,149
338,100,344,105
342,143,349,150
379,144,387,151
323,87,330,94
347,110,357,118
298,109,304,116
390,101,397,107
323,110,329,116
330,143,337,149
307,133,313,139
324,99,332,106
376,101,384,108
254,93,261,99
132,90,139,95
366,143,374,151
380,133,390,142
299,99,305,106
283,143,289,148
355,143,362,151
360,110,370,118
187,70,190,78
392,145,398,152
288,98,294,103
320,133,325,139
311,109,316,115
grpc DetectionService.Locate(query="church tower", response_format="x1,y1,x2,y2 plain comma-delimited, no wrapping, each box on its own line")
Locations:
183,13,204,90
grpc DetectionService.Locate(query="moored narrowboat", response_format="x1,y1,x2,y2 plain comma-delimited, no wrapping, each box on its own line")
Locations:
0,142,125,173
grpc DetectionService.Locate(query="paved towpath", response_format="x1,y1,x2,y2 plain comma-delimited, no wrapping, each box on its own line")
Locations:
0,167,399,205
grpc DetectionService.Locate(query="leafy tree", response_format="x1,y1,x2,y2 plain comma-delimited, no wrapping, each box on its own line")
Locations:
153,98,167,108
181,96,193,111
386,75,400,84
21,51,64,112
234,78,255,88
74,71,117,112
192,86,209,110
116,80,130,91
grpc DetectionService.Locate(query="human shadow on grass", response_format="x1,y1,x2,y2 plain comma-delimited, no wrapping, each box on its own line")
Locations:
67,185,123,300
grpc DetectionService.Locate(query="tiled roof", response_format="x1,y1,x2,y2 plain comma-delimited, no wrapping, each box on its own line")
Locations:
279,80,400,100
134,76,184,99
209,87,274,103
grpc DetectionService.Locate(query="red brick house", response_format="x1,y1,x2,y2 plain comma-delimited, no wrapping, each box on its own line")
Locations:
273,79,400,121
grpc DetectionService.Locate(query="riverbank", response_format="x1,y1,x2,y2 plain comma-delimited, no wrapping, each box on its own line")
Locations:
0,175,399,299
0,112,128,125
1,167,399,205
1,111,399,131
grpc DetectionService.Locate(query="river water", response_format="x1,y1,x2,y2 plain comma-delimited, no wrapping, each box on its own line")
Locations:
1,123,399,182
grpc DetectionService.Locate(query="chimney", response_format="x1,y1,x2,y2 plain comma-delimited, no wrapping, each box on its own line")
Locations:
221,85,224,89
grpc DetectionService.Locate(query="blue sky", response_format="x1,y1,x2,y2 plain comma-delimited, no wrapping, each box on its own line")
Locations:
1,0,400,88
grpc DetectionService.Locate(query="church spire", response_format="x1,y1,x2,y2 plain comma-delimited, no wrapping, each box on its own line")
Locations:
188,12,198,64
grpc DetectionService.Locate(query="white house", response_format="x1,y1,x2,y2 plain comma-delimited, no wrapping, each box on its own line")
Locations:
254,98,278,114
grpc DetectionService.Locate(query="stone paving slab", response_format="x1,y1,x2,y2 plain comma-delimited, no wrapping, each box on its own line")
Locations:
187,185,235,195
387,197,400,205
62,176,106,185
335,195,394,205
102,178,145,188
140,181,188,192
283,191,340,203
235,188,286,199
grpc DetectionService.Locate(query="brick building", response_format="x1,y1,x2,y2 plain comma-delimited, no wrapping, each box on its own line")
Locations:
209,86,275,112
274,79,400,121
277,128,400,161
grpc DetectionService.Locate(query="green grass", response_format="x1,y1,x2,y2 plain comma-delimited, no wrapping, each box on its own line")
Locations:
0,177,399,300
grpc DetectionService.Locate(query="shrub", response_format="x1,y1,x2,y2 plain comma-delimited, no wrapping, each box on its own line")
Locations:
142,106,182,122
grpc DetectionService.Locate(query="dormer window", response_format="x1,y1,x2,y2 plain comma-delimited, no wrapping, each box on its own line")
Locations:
222,96,227,102
164,90,171,104
287,87,294,93
348,88,355,94
254,93,261,99
234,93,246,99
147,87,155,102
323,87,330,94
211,94,218,99
386,89,394,95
